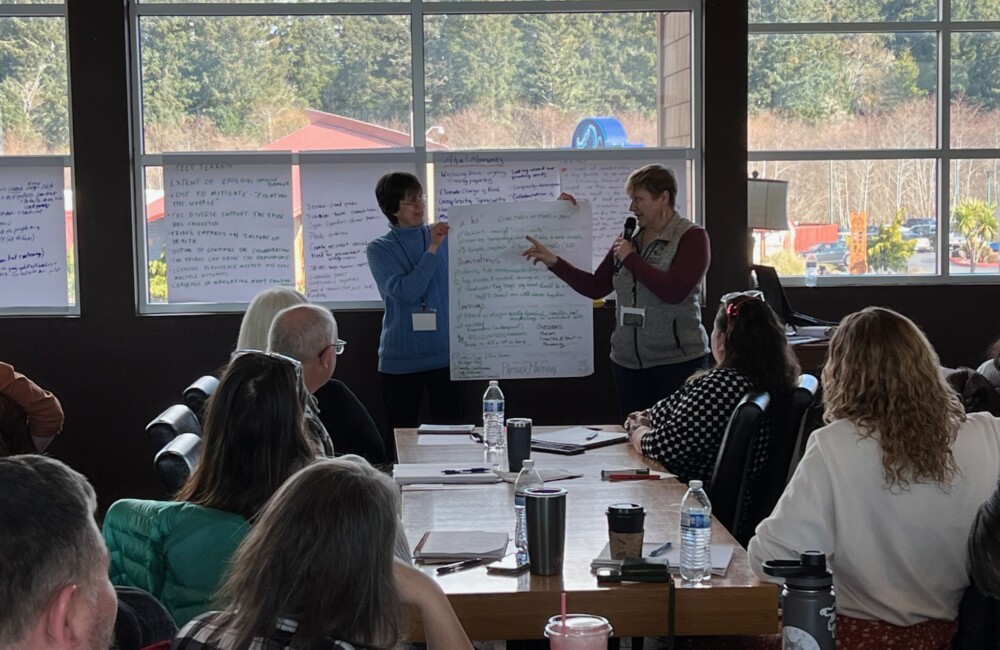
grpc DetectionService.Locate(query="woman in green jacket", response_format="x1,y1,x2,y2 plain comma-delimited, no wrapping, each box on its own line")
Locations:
102,351,314,626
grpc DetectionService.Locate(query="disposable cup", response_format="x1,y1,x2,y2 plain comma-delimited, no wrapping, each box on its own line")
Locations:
544,614,613,650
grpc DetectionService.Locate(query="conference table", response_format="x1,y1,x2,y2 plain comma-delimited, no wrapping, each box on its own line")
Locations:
396,426,778,642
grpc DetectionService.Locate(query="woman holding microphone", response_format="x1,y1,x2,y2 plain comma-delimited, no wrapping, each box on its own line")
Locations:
367,172,463,459
523,164,711,420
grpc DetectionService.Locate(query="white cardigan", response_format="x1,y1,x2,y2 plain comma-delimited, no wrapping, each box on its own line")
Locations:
748,412,1000,626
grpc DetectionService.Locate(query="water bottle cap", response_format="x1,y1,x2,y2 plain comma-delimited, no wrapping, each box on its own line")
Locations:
522,459,535,469
689,479,703,490
489,380,498,386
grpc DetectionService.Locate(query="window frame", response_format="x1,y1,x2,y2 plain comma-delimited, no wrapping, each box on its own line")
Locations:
127,0,702,313
0,1,78,317
749,5,1000,286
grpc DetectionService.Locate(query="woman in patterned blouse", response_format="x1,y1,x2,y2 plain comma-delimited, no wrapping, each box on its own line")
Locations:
625,292,799,483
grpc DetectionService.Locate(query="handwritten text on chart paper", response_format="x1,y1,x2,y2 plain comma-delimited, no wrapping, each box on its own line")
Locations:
0,168,68,307
448,200,594,381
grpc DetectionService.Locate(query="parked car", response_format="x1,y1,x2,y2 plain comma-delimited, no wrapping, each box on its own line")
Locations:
901,227,934,252
800,241,850,269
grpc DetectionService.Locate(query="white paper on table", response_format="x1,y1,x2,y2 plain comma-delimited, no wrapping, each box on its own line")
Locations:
417,434,479,446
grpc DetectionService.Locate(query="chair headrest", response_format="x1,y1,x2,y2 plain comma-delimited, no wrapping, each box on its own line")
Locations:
145,404,200,450
183,375,219,418
154,433,202,495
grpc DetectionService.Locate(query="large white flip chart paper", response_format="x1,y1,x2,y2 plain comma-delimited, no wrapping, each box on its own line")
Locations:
0,167,67,307
560,160,688,271
300,162,413,302
448,200,594,381
434,153,561,222
165,161,293,303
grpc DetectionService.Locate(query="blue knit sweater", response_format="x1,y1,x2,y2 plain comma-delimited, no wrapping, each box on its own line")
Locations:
366,224,450,374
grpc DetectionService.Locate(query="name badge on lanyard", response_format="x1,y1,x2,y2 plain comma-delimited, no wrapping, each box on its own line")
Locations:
620,306,646,328
412,308,437,332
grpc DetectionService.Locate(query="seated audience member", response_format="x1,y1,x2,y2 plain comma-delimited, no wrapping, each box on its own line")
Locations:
625,292,799,485
239,286,386,463
946,366,1000,416
977,335,1000,389
269,303,387,463
172,458,471,650
236,286,308,351
749,307,1000,649
0,361,64,455
0,455,117,650
103,351,315,628
970,478,1000,599
267,304,339,457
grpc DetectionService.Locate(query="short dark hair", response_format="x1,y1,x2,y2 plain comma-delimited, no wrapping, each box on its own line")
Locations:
0,455,104,646
375,172,423,225
175,352,314,520
212,458,403,649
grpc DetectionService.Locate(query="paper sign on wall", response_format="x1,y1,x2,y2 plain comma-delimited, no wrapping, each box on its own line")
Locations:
165,161,294,303
0,167,68,307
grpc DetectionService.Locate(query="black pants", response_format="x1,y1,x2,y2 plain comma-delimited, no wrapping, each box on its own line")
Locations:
379,367,465,461
611,355,711,423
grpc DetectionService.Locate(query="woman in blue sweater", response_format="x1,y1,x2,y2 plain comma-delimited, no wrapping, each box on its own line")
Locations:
367,172,463,459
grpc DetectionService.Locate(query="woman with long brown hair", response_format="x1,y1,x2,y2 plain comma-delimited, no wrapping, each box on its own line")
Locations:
626,292,799,485
172,458,471,650
749,307,1000,649
103,351,315,626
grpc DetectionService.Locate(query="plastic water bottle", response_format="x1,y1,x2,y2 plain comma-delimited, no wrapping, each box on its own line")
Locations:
804,253,818,287
482,380,505,451
680,479,712,583
514,459,544,551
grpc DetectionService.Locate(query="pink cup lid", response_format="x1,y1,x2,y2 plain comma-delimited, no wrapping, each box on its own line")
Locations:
544,614,613,637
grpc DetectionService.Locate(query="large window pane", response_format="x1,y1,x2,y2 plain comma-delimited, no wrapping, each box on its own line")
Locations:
953,0,1000,21
749,33,936,150
951,33,1000,149
0,17,69,155
949,159,1000,274
423,12,671,149
748,160,938,277
139,15,412,154
749,0,937,23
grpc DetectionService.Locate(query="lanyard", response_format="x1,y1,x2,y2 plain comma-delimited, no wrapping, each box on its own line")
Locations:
390,227,431,309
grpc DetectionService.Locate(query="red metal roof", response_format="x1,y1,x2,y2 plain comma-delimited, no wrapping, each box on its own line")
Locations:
147,109,445,222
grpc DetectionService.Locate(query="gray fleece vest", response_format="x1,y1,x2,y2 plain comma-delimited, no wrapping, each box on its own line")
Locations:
610,214,710,369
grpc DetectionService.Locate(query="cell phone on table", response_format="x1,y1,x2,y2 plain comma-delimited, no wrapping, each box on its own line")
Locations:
486,552,530,575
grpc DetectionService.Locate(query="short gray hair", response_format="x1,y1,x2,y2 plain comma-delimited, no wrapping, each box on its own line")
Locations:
237,287,308,351
268,304,337,363
0,455,104,646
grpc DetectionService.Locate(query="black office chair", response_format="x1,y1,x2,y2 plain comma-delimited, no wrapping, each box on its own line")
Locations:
154,432,201,495
740,375,819,545
706,391,770,545
182,375,219,421
145,404,201,450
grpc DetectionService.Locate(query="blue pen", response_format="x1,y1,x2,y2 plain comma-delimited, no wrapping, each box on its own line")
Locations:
441,467,489,475
648,541,672,557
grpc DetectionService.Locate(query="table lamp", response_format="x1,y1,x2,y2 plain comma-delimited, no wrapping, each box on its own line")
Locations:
748,172,789,262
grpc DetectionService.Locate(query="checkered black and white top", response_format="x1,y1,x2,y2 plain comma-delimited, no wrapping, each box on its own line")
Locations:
639,366,761,485
171,612,361,650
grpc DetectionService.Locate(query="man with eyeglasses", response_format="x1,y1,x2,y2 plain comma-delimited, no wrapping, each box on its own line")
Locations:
268,304,344,457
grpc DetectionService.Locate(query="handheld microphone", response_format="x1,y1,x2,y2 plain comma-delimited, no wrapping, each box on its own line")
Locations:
613,217,637,275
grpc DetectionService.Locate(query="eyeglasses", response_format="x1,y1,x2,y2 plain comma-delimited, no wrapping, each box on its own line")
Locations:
720,290,764,322
399,194,427,206
230,349,307,400
323,339,347,357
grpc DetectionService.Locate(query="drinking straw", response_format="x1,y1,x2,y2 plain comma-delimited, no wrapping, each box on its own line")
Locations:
561,591,567,631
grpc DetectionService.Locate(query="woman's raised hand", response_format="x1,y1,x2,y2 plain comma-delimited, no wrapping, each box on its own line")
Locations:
428,222,449,253
523,236,558,268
